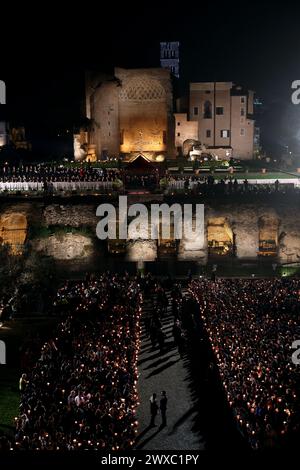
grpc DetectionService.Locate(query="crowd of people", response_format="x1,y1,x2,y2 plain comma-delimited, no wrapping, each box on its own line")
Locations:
0,164,161,193
0,164,159,190
190,278,300,448
141,275,187,358
14,273,142,450
2,273,300,451
0,164,299,198
124,174,158,189
166,174,300,198
0,164,119,184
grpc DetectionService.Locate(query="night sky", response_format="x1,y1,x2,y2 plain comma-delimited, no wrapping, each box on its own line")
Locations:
1,1,300,157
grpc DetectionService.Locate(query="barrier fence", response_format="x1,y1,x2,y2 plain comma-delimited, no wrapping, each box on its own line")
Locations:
167,178,300,189
0,181,114,192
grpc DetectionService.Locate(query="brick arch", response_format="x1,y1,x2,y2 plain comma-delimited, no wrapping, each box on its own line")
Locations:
119,78,165,102
0,212,28,254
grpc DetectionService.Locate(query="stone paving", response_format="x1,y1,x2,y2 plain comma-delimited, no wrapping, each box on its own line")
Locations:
135,292,205,450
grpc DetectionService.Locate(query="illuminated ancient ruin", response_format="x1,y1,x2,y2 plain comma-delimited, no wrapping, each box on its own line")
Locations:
0,212,27,255
258,215,279,257
83,68,175,161
207,217,234,256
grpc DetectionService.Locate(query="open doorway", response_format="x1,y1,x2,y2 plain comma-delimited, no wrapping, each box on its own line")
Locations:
157,220,178,257
258,216,279,257
207,217,234,256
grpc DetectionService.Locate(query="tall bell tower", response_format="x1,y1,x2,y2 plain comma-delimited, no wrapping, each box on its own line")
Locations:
160,42,180,78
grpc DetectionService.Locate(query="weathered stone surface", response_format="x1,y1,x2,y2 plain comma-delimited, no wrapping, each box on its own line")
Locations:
33,233,94,260
126,240,157,261
178,216,207,263
43,205,97,227
87,67,175,159
206,205,275,259
1,201,300,264
178,205,285,261
277,206,300,263
178,249,207,262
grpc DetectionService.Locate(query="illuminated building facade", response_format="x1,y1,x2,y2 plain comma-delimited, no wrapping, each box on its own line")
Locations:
176,82,255,160
160,41,180,78
83,67,175,161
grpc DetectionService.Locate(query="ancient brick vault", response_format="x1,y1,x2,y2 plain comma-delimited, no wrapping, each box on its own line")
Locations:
76,67,175,162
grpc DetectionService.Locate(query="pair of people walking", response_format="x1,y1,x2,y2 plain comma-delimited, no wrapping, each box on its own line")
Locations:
149,391,168,428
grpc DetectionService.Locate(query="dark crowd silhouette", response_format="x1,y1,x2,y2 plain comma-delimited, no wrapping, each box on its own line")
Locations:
14,273,141,450
190,278,300,449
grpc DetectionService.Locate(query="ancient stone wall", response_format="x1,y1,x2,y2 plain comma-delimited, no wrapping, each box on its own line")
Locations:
1,202,300,265
43,204,98,227
32,233,94,261
90,81,120,158
116,68,174,156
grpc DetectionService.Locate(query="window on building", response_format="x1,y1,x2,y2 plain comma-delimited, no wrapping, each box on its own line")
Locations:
240,128,245,136
241,107,245,116
216,106,224,115
163,130,167,144
206,129,211,138
221,130,230,138
120,130,124,145
194,106,198,116
177,132,180,137
177,122,180,126
241,97,245,104
203,101,212,119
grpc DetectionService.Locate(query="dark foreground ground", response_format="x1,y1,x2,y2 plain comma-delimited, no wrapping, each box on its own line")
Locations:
136,289,247,451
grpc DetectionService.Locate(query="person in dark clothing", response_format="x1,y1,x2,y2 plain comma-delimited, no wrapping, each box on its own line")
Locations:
172,319,182,342
173,320,185,357
150,393,158,427
144,315,151,335
149,322,158,349
160,391,168,427
157,328,165,354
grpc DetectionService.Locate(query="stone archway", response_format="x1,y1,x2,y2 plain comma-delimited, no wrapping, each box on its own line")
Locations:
258,215,280,257
0,212,28,255
207,217,234,256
